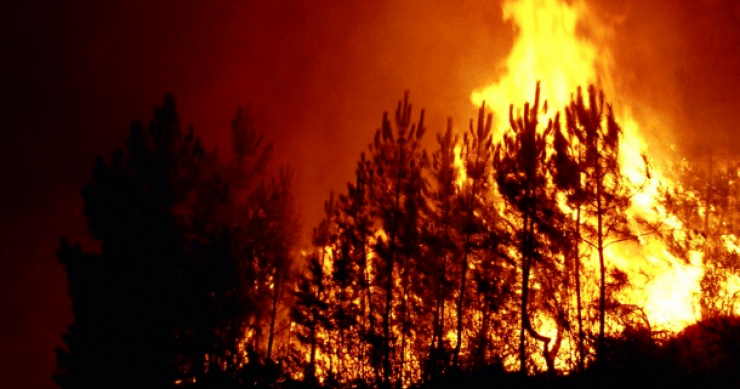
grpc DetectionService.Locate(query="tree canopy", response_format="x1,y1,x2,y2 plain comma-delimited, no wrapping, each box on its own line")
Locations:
55,88,740,389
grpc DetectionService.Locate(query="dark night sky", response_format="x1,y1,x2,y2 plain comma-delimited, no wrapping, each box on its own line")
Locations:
2,0,740,387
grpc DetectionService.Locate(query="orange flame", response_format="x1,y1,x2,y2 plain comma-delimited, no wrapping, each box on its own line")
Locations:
470,0,711,369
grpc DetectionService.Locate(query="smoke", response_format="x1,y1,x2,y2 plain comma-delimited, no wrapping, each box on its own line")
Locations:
593,0,740,160
3,0,738,248
181,0,516,237
2,0,740,386
11,0,733,239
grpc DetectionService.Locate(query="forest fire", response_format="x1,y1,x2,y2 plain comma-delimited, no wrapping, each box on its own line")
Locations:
472,0,704,333
47,0,740,389
287,0,740,383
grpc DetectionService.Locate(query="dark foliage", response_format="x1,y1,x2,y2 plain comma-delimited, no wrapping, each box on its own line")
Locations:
56,95,218,388
55,95,297,389
494,82,569,375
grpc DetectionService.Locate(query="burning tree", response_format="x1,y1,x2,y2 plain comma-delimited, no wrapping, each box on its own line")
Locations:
661,155,740,320
290,93,430,389
420,121,460,380
333,155,378,383
54,85,740,389
291,251,332,384
554,85,639,365
493,82,569,375
367,93,428,388
296,85,659,384
452,104,511,371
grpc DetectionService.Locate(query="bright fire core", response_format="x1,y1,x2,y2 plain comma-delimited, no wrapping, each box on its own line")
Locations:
284,0,740,383
471,0,731,335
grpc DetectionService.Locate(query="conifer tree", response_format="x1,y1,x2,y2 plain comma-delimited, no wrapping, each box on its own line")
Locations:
493,83,567,375
367,92,427,388
223,106,300,369
452,103,499,369
291,252,332,385
553,95,589,371
421,119,459,379
55,95,297,388
563,86,634,360
336,156,378,384
326,189,366,384
55,95,217,388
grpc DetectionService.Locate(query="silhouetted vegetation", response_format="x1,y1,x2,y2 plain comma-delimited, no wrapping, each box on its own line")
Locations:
55,95,298,388
56,89,740,389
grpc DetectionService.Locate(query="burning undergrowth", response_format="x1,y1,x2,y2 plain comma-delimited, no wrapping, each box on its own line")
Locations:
55,0,740,388
287,0,740,386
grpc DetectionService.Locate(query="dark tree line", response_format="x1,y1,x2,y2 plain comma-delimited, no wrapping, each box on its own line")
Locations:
56,87,740,389
55,95,298,389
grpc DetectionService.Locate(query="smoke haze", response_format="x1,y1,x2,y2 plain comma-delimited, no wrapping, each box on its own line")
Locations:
2,0,740,387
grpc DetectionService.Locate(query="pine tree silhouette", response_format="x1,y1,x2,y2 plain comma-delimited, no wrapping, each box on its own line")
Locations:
421,119,459,380
493,83,567,375
562,86,636,361
367,92,427,388
55,95,215,388
55,95,297,389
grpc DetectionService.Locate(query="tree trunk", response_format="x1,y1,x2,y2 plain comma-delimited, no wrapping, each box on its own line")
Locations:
574,206,585,372
454,150,482,368
519,212,531,375
266,267,280,361
383,170,403,388
596,162,606,360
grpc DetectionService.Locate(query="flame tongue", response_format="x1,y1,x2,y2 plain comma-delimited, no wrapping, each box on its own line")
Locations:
471,0,703,337
472,0,610,134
